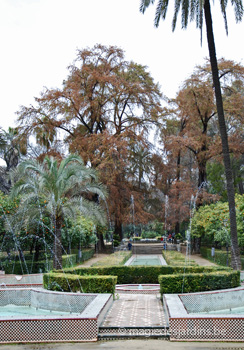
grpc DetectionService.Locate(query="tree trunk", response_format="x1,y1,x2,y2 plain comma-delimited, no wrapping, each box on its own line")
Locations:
204,0,241,269
114,218,123,241
96,232,105,251
174,150,181,235
53,216,63,270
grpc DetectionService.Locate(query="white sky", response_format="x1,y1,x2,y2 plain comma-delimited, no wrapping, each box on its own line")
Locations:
0,0,243,131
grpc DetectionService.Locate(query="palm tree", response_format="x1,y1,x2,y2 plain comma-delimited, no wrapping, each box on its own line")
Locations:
140,0,243,269
10,154,107,270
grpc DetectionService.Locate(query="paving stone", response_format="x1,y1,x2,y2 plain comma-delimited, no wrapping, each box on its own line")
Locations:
102,293,166,327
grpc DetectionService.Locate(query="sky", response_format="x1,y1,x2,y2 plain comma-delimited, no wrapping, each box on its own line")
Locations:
0,0,244,132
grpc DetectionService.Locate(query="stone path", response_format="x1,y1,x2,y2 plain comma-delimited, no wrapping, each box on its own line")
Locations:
101,293,166,327
188,253,217,266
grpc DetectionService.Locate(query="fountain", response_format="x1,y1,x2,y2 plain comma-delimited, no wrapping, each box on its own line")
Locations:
115,254,167,294
0,197,114,343
163,286,244,341
162,182,244,341
0,287,113,343
116,284,160,294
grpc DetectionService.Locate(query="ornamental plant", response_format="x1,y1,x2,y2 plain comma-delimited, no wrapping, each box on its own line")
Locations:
191,194,244,251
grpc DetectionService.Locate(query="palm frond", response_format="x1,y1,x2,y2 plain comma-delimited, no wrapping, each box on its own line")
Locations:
140,0,155,14
231,0,244,21
155,0,169,26
181,0,190,28
172,0,182,30
220,0,229,34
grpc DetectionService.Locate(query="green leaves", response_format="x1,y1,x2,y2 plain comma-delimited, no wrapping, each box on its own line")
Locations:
140,0,244,33
191,194,244,249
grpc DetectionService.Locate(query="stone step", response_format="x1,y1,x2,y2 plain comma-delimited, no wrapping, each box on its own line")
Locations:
98,326,170,340
132,244,178,254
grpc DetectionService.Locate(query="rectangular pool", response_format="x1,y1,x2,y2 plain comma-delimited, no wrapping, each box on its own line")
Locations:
125,255,166,266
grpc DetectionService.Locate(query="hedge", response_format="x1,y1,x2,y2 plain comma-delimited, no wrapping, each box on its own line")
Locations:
200,247,244,269
0,248,95,274
43,272,117,294
1,254,77,274
159,270,240,294
162,250,198,266
60,265,228,284
1,260,49,274
79,248,95,262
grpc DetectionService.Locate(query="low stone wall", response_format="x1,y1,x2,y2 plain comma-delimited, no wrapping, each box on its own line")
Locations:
0,288,113,343
0,273,43,288
163,287,244,341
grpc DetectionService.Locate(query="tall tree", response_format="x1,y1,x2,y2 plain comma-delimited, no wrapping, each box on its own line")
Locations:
10,154,107,269
17,45,163,242
140,0,243,269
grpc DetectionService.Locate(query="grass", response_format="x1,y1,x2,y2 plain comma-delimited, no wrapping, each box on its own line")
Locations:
162,250,198,266
91,251,132,267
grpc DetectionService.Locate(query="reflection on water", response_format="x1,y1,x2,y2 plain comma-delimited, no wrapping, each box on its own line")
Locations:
130,255,162,266
202,306,244,315
0,304,78,317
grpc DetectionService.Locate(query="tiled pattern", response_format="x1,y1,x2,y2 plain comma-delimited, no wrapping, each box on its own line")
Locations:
180,287,244,313
102,293,166,327
0,318,98,343
170,317,244,341
0,288,112,343
0,288,96,313
164,291,244,341
99,327,169,337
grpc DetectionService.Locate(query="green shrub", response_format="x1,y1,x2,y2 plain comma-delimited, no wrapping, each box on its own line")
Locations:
1,260,50,274
162,250,198,266
80,248,95,262
141,231,158,239
61,254,77,267
71,248,95,263
159,270,240,294
60,265,227,284
200,247,244,268
91,251,132,267
43,272,117,294
113,234,120,247
1,252,82,274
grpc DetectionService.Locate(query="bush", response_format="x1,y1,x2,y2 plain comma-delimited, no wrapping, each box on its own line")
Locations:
200,246,244,268
79,248,95,262
43,272,117,294
162,250,198,266
141,231,158,239
60,265,227,284
159,270,240,294
71,247,95,263
1,251,91,274
1,260,49,274
91,251,132,267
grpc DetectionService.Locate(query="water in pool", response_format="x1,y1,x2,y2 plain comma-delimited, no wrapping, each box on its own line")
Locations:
0,304,79,317
130,255,162,266
202,306,244,315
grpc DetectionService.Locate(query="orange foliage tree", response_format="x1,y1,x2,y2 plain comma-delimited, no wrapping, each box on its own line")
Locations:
17,45,163,243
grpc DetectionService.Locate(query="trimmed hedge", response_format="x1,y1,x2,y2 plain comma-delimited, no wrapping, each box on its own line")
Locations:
2,260,48,274
60,265,228,284
162,250,198,266
1,248,95,274
43,272,117,294
200,247,244,269
2,254,77,274
79,248,95,262
159,270,240,294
